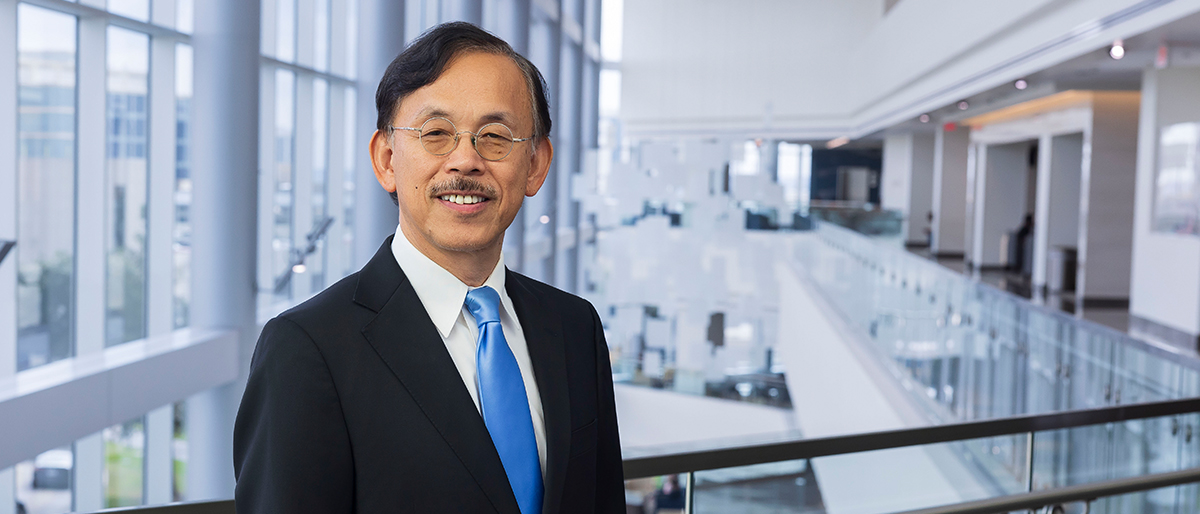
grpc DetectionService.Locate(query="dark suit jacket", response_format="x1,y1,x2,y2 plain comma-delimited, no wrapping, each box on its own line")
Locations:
233,237,625,513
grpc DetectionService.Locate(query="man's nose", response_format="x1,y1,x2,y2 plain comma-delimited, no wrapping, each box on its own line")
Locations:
445,132,485,172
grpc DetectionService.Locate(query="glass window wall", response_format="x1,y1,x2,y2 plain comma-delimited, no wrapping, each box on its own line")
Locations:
105,26,151,347
174,43,193,329
266,68,296,306
103,418,146,508
16,4,77,372
14,447,74,514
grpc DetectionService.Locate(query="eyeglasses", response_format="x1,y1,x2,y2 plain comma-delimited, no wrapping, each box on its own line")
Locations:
390,117,533,161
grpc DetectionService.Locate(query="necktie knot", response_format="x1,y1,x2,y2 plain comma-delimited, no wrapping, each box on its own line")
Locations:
465,286,502,325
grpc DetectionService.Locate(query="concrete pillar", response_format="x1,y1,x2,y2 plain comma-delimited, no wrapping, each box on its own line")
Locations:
1130,68,1200,350
1077,92,1139,303
353,0,405,271
186,0,260,500
881,133,913,226
882,132,935,246
523,9,561,283
495,0,533,273
931,126,969,256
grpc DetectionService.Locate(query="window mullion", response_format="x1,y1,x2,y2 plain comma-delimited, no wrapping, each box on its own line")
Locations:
296,0,314,69
74,12,108,359
328,0,346,77
0,0,18,384
326,85,346,282
261,0,278,58
292,77,315,299
147,36,176,338
256,68,276,313
144,404,174,504
72,13,108,513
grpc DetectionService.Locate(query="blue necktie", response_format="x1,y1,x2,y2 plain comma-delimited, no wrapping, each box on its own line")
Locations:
465,286,543,514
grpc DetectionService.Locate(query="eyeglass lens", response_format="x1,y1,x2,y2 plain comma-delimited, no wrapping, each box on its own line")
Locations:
419,117,516,161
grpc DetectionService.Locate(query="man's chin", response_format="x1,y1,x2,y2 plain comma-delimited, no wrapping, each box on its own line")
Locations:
429,234,502,256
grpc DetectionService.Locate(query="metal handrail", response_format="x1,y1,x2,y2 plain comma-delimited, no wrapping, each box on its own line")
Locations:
894,466,1200,514
623,396,1200,478
87,395,1200,513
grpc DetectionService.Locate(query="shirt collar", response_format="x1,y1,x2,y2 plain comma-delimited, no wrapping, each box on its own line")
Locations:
390,225,510,339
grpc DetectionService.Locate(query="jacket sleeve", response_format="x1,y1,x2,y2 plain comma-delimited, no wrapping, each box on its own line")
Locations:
234,316,354,514
590,304,626,513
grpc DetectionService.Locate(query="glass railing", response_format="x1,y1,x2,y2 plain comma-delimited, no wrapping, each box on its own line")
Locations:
798,221,1200,419
807,200,904,239
789,220,1200,507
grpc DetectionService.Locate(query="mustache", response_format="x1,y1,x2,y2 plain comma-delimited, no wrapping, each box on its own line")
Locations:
429,177,497,198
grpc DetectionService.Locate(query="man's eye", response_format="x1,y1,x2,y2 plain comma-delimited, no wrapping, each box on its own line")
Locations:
423,129,452,137
480,132,510,141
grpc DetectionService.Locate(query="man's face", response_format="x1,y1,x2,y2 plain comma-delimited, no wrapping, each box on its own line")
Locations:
372,52,552,261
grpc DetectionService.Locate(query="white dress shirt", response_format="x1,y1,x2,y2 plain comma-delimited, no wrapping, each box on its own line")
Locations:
390,227,547,476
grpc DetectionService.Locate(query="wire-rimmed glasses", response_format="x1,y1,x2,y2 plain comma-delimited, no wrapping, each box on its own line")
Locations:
390,116,533,161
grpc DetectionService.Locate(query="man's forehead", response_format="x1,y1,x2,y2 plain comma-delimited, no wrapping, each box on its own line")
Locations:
407,105,521,127
394,54,534,128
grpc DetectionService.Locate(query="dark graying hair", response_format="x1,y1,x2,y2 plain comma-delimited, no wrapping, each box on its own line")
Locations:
376,22,552,204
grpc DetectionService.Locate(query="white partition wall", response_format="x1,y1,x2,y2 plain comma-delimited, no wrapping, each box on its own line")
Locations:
1130,68,1200,348
882,131,935,246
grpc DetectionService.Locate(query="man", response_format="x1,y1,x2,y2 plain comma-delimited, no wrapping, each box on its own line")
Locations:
233,22,625,513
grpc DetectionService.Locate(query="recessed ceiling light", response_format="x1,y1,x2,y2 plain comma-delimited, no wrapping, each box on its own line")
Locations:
957,101,969,110
919,114,930,123
1110,39,1125,60
1015,79,1028,90
826,136,850,149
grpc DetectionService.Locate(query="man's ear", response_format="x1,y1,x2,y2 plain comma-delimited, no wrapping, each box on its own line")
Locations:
525,137,553,197
370,129,397,195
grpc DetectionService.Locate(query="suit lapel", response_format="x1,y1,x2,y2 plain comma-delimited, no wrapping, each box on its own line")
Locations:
355,238,520,514
506,271,571,514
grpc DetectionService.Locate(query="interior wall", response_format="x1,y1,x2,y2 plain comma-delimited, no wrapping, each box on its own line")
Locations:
882,133,914,233
974,141,1031,267
910,132,935,246
932,126,969,255
882,132,935,245
1130,68,1200,335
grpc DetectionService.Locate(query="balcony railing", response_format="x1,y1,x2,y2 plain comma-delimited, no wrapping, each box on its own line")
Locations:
85,395,1200,514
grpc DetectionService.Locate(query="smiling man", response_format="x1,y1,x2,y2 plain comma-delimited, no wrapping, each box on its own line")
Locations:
233,22,625,514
